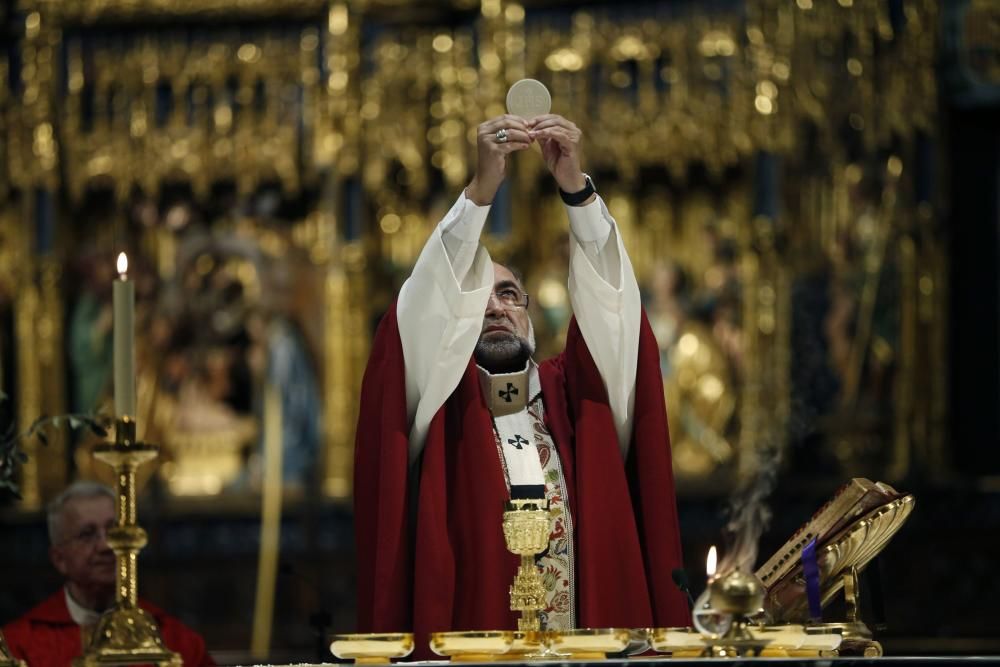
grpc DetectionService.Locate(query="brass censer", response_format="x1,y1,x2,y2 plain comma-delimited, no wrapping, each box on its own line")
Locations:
701,570,769,657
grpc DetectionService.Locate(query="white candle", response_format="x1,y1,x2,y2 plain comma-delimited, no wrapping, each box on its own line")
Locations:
113,252,135,418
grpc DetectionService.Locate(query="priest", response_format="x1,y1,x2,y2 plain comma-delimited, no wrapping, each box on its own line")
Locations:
354,113,690,653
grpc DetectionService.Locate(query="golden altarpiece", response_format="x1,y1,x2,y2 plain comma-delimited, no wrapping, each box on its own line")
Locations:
0,0,946,512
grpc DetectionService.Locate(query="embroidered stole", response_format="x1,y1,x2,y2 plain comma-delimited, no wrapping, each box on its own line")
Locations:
478,364,576,630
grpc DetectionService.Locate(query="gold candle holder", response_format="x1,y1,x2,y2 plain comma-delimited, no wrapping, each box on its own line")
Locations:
74,417,180,667
501,498,550,633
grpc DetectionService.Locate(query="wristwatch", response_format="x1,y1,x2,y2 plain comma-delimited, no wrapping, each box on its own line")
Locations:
559,173,596,206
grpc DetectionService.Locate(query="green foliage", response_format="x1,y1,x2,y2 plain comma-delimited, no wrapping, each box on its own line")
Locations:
0,390,110,500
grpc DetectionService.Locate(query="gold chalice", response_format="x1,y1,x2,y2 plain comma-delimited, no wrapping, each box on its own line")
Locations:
502,498,550,633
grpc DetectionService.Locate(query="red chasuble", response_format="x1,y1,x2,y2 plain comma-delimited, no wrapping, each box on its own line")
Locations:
1,591,215,667
354,304,690,657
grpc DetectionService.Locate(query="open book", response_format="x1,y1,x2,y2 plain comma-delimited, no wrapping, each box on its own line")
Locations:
755,478,907,622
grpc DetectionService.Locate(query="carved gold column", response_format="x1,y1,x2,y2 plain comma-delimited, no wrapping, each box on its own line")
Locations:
322,260,352,499
14,256,42,509
36,257,67,496
737,216,790,480
11,4,64,509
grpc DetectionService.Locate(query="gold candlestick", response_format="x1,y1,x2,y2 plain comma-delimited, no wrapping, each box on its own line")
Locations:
501,498,550,633
74,417,180,667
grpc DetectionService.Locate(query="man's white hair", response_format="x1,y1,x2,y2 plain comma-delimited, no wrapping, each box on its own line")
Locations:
47,481,115,544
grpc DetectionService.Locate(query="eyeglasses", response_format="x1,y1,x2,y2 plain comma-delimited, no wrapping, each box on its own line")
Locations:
65,522,115,546
490,286,530,309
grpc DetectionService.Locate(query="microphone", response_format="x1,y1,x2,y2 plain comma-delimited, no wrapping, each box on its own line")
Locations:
671,568,696,611
280,561,334,661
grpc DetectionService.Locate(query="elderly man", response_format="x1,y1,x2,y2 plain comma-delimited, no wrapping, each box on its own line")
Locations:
354,113,690,650
2,481,214,666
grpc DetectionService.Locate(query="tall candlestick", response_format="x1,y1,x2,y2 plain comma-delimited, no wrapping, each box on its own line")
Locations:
113,252,136,418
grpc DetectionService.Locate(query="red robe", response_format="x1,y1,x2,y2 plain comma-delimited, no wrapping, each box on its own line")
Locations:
354,306,690,658
1,591,214,667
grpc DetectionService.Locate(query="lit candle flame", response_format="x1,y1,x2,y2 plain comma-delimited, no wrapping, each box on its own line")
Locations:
706,545,717,577
116,252,129,276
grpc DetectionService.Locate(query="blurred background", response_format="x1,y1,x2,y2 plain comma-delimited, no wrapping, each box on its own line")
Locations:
0,0,998,662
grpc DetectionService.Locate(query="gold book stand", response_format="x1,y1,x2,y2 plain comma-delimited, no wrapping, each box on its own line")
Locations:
760,491,916,656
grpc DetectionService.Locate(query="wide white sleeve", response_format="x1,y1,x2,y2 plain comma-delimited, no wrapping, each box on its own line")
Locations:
397,192,494,462
566,195,641,458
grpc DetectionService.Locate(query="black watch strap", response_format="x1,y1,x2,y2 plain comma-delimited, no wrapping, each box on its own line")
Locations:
559,174,596,206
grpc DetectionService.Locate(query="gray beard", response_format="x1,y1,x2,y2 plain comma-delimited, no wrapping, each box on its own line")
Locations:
474,320,536,375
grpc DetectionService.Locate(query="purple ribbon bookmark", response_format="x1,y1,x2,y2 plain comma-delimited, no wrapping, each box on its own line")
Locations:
802,538,823,621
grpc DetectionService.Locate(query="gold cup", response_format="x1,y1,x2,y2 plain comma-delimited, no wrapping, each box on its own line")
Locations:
502,499,550,632
329,633,414,664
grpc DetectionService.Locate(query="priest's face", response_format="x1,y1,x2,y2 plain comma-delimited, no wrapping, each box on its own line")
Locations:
475,263,535,374
50,495,117,597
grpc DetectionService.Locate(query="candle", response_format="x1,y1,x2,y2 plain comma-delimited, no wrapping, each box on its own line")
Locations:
706,545,718,578
113,252,136,418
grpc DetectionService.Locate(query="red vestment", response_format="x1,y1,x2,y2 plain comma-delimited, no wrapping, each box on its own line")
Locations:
1,591,214,667
354,306,690,658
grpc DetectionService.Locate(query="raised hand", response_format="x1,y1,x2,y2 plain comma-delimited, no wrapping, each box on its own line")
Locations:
528,114,588,196
465,115,533,205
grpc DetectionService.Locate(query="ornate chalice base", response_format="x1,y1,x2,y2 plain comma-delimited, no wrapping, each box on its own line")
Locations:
329,632,414,664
